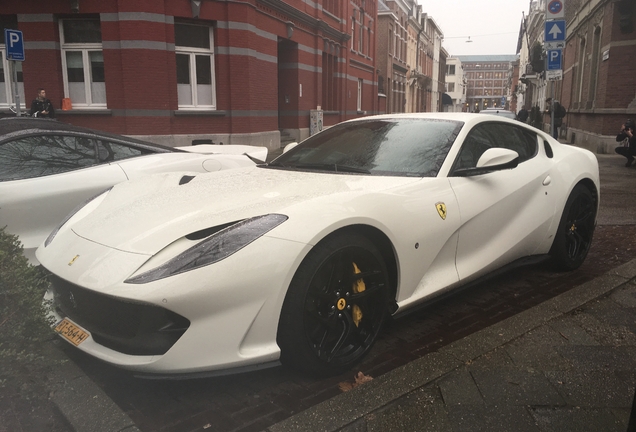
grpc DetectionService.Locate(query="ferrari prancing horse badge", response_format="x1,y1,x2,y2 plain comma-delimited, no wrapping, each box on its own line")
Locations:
435,202,447,220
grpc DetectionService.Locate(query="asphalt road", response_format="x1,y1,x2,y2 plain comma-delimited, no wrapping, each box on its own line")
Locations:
55,154,636,432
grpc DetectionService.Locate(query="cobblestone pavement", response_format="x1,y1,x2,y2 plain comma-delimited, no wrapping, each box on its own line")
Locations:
57,224,636,432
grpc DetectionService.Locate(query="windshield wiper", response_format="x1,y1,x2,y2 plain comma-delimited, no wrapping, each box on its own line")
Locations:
288,163,370,174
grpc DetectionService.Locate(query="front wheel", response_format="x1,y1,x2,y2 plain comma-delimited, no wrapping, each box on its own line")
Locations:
550,184,597,271
277,234,390,376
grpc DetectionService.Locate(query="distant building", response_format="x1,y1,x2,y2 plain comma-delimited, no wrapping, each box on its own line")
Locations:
457,55,517,112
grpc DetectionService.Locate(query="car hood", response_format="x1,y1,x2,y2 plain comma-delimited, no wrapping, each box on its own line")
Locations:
71,167,424,255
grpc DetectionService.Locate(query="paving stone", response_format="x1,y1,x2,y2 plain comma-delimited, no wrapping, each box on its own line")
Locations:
465,347,514,372
436,367,484,406
545,369,635,407
547,316,600,346
470,366,565,406
610,283,636,308
529,406,626,432
362,387,452,432
584,299,636,334
556,345,636,371
446,405,540,432
504,341,572,371
569,311,636,346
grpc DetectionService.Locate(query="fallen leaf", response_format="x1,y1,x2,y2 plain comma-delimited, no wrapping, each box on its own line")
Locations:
338,372,373,392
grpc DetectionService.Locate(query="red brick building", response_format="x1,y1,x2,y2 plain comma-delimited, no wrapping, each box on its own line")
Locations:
557,0,636,152
0,0,379,149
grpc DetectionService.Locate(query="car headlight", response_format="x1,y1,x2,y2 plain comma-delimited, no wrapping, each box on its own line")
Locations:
44,187,113,247
124,214,288,284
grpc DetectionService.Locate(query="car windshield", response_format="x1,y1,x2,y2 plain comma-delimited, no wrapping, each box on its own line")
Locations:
268,118,462,177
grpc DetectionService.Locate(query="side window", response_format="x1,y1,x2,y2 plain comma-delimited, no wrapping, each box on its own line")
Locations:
455,123,538,170
175,22,216,109
0,135,98,181
97,141,144,162
60,18,106,107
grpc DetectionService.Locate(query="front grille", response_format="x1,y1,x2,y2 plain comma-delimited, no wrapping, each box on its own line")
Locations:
50,274,190,356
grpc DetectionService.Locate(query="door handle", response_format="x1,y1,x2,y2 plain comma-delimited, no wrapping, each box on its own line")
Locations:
542,176,552,186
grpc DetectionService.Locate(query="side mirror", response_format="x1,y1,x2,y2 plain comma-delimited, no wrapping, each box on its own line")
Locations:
283,142,298,153
476,148,519,168
454,148,519,177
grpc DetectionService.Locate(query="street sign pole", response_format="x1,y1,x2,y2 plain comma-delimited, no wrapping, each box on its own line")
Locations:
551,84,555,139
11,61,20,117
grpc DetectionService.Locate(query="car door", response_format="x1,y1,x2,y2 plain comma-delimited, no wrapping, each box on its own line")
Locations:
0,134,128,260
449,122,558,281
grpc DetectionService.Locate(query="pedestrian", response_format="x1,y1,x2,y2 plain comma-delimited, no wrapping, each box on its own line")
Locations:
615,119,636,167
545,98,565,139
517,106,529,123
29,88,55,118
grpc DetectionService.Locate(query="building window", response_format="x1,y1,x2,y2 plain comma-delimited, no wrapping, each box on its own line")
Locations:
175,22,216,109
447,83,455,92
588,27,602,105
575,37,586,104
323,0,339,16
60,18,106,107
322,52,338,110
447,64,455,75
351,12,356,51
358,10,364,53
357,78,363,111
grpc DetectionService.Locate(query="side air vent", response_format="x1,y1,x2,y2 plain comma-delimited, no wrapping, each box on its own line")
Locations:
179,175,196,185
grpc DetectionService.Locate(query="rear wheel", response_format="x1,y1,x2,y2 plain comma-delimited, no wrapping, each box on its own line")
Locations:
550,184,596,271
277,234,389,376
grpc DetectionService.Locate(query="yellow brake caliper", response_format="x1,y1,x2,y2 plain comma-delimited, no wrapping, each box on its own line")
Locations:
352,262,365,327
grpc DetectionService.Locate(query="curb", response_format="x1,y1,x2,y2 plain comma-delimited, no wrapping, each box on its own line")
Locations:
266,258,636,432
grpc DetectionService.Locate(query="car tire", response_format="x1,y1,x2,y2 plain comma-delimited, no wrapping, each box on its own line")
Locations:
549,184,596,271
277,233,390,376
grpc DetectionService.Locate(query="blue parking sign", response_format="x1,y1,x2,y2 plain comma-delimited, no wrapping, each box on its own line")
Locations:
547,50,562,71
4,29,25,61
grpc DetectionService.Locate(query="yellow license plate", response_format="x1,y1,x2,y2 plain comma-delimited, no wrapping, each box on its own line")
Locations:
55,318,90,346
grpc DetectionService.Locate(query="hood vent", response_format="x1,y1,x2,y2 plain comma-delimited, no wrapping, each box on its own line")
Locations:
185,221,239,240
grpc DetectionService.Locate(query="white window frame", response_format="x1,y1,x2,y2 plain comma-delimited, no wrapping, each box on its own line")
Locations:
357,78,363,112
0,48,25,108
351,13,356,51
59,19,106,108
358,11,364,53
175,24,216,110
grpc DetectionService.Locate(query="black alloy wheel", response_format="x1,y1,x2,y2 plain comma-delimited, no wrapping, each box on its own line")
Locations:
277,234,389,376
550,184,596,271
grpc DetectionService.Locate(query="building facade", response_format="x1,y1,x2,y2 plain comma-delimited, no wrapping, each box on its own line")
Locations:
443,57,466,112
559,0,636,151
377,0,409,113
518,0,636,150
0,0,380,149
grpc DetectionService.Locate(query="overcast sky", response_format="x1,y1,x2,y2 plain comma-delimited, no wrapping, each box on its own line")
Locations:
419,0,531,56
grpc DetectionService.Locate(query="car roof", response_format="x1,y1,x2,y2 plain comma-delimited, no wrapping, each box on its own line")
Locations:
0,117,177,152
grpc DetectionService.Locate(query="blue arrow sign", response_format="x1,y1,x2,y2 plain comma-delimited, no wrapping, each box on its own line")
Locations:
4,29,25,61
545,20,566,42
547,49,562,70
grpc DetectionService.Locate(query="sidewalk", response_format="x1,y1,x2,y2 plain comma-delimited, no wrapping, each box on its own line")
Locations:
267,260,636,432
